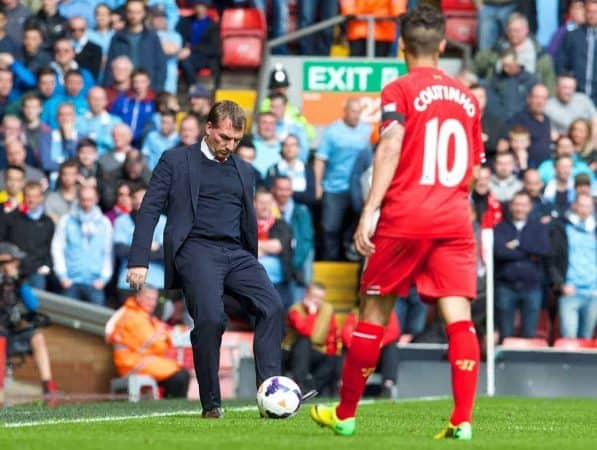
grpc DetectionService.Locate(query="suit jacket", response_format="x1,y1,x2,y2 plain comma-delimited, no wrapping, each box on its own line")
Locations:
128,144,257,289
75,40,103,80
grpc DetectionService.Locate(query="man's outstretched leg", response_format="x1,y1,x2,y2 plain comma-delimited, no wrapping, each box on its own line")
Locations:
434,296,480,441
311,295,394,436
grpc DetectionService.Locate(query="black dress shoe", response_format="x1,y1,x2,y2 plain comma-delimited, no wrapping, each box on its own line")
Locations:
201,407,224,419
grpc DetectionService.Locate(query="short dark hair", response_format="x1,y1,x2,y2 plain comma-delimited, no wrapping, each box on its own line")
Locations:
160,109,177,121
37,67,56,80
574,173,592,187
206,101,246,131
131,68,150,79
469,83,485,91
59,159,79,175
237,136,255,150
272,175,291,187
77,138,97,152
21,92,42,107
64,69,83,81
268,92,288,104
399,4,445,56
5,165,25,180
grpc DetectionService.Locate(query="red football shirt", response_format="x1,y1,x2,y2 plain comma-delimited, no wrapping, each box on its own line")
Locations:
375,66,484,239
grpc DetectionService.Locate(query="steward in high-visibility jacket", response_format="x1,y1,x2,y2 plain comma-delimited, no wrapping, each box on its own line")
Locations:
340,0,407,45
105,287,189,397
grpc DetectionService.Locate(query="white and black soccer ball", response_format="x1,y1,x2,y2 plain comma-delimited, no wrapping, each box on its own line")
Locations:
256,376,302,419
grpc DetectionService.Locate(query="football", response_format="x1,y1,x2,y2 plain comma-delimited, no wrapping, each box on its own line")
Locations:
256,376,302,419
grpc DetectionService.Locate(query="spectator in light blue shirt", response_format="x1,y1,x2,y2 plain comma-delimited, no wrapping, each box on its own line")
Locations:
151,7,182,94
87,3,115,84
114,183,166,301
58,0,97,29
142,110,179,170
76,86,122,155
41,69,89,129
314,98,372,260
253,111,282,178
268,92,310,161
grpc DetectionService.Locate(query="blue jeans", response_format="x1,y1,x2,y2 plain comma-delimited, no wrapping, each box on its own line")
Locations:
477,3,516,51
298,0,338,55
321,191,355,261
253,0,288,54
292,248,314,303
63,283,106,306
496,283,542,339
26,272,47,290
396,288,428,336
559,292,597,339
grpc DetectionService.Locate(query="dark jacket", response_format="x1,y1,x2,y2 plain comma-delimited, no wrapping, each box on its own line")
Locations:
75,40,103,81
104,27,166,91
25,10,68,50
494,218,551,289
128,145,257,289
268,218,294,283
504,109,552,167
264,163,316,206
0,210,55,277
547,218,568,289
486,68,538,120
176,16,221,59
556,25,597,104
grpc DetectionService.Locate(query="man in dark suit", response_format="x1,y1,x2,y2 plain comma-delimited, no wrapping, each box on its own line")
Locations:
68,16,103,81
126,101,283,418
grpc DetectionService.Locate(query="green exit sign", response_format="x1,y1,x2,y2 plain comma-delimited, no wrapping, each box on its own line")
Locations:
303,60,407,93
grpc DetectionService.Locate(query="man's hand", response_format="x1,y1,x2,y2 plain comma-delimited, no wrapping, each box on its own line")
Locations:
61,278,73,289
93,279,105,290
505,239,519,250
353,210,377,257
315,184,323,201
126,267,148,290
562,284,576,297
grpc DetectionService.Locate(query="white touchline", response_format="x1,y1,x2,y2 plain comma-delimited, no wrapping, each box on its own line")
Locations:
2,397,448,428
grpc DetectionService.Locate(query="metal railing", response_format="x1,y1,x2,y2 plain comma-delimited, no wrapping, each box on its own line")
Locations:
257,13,472,115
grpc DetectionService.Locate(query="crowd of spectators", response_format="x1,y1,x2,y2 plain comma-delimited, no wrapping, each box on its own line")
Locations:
0,0,595,398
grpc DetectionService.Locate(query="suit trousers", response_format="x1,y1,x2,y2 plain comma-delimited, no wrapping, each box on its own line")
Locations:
175,238,283,410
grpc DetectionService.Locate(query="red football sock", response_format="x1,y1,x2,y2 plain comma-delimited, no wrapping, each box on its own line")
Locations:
336,321,384,420
42,379,57,394
446,320,480,425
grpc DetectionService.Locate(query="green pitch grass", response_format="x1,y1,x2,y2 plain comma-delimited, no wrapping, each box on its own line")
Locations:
2,397,596,450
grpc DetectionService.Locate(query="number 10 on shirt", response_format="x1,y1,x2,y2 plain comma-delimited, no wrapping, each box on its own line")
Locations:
420,118,469,187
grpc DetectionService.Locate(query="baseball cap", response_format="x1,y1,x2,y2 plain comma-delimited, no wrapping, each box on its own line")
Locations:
0,242,26,261
188,83,210,99
268,64,290,90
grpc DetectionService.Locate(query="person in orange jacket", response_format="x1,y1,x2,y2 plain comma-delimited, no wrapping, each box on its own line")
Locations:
283,282,339,394
105,285,189,398
340,0,407,56
342,308,400,398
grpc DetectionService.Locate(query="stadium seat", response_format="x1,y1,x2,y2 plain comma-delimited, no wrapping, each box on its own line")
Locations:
553,338,596,351
220,331,254,399
441,0,476,11
220,8,267,69
312,262,360,327
501,337,549,349
441,0,477,46
110,375,159,402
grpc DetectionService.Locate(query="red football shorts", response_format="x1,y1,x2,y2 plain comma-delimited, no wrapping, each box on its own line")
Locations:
360,235,477,302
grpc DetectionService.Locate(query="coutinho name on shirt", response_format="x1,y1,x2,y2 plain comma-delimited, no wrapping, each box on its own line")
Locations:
375,66,485,239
